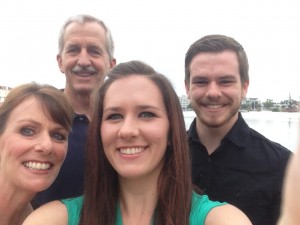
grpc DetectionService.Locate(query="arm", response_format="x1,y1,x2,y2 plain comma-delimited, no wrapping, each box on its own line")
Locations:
277,146,300,225
22,200,68,225
205,204,252,225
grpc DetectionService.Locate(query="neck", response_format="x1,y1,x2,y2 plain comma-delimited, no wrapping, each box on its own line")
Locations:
63,88,91,119
0,191,33,225
196,115,238,155
120,192,157,225
119,172,160,225
0,178,35,225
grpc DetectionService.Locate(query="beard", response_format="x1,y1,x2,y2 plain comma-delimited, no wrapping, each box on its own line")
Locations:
192,100,240,128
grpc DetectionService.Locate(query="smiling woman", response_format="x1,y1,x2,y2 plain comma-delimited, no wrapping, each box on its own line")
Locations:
0,82,73,225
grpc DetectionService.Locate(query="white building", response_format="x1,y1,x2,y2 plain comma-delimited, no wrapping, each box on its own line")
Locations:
0,85,12,104
178,95,190,110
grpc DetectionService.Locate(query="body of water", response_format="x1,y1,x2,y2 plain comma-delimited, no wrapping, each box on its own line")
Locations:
183,111,299,152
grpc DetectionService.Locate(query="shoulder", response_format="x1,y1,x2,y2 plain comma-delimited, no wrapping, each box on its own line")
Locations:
191,192,225,211
190,193,252,225
23,200,68,225
205,204,252,225
247,126,292,159
62,196,83,218
190,193,226,224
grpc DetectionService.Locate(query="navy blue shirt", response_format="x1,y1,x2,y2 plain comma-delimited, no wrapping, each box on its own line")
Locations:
32,114,89,208
188,113,291,225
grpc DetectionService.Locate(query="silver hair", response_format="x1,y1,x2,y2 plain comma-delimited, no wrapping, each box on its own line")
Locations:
58,14,114,60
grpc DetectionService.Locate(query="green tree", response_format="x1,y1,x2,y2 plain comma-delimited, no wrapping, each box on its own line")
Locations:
263,99,274,111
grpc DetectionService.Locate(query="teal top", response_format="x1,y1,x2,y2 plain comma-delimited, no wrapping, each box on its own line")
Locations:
61,192,226,225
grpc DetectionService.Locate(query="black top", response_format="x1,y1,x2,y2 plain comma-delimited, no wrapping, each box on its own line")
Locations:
32,114,89,208
188,112,291,225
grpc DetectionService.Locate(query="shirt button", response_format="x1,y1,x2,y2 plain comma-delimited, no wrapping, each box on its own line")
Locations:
235,191,241,199
202,187,207,192
207,157,212,162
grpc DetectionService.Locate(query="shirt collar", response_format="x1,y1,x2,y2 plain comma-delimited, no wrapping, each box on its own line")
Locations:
73,113,89,122
187,112,250,148
222,112,250,148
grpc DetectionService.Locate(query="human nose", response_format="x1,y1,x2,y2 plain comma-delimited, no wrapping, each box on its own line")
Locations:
206,82,222,98
117,117,139,139
77,49,91,66
34,133,53,155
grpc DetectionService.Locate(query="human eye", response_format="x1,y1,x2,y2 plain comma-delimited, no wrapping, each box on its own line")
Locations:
192,77,208,86
219,77,236,86
20,127,35,136
66,45,79,54
51,132,67,142
106,114,123,120
139,112,156,118
88,47,103,56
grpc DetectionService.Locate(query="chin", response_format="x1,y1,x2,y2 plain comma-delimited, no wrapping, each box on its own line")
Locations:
76,87,92,94
204,116,231,128
28,180,55,192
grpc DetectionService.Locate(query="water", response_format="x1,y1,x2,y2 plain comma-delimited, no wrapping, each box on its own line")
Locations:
183,111,300,152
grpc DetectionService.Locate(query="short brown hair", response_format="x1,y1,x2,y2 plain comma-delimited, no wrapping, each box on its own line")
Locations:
185,34,249,85
0,82,73,135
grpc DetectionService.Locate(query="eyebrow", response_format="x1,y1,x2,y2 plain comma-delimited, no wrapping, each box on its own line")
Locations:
66,42,102,48
103,105,162,112
192,74,237,80
17,119,67,130
17,118,41,125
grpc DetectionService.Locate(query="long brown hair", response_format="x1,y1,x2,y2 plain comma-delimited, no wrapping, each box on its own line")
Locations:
80,61,192,225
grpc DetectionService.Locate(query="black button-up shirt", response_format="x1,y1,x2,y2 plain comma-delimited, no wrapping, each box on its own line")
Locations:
188,113,291,225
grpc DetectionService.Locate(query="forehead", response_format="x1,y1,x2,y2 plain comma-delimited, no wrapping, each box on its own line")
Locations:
63,22,107,46
10,97,42,117
104,75,164,105
189,50,240,78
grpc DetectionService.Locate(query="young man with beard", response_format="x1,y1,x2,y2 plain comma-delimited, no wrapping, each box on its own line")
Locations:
32,14,116,208
184,34,291,225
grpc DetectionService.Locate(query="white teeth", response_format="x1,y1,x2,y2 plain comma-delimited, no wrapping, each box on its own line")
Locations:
207,104,222,109
120,147,144,155
24,162,51,170
77,73,92,77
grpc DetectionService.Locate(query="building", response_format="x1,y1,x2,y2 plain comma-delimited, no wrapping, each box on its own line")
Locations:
241,97,262,111
178,95,190,110
0,85,12,105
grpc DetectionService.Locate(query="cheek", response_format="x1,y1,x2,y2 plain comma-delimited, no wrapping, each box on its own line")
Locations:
231,89,244,100
190,88,203,98
149,125,169,146
54,143,68,162
91,60,105,72
62,58,76,70
100,128,114,164
0,141,22,168
1,140,24,158
100,124,114,148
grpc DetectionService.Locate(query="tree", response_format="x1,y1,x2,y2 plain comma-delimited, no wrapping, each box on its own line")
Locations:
263,99,274,111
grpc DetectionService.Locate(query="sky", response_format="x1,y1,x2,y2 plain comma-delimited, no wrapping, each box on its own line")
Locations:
1,0,300,102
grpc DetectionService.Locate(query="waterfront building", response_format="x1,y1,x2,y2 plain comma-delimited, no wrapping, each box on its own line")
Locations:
0,85,12,105
178,94,190,110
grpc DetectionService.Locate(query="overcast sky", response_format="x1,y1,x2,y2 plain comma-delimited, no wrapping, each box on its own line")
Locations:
1,0,300,102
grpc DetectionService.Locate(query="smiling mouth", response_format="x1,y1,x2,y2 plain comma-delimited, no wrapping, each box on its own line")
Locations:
24,162,52,170
119,147,145,155
205,104,223,109
74,72,96,77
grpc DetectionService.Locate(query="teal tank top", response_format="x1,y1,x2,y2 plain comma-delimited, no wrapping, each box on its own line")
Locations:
61,192,226,225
